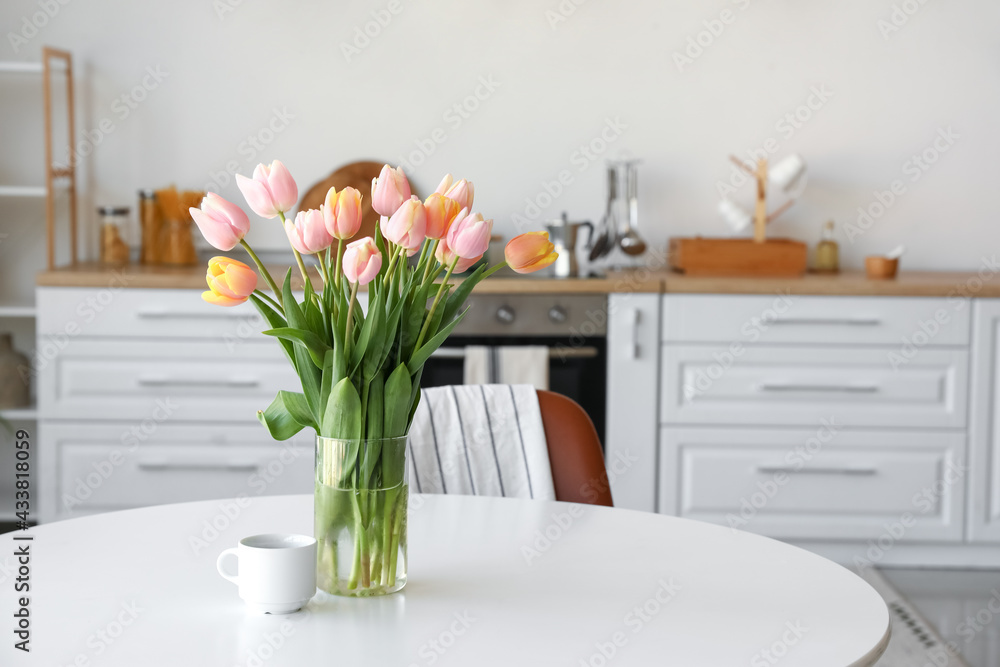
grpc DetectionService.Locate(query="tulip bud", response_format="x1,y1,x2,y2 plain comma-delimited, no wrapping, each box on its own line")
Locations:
370,164,411,217
505,231,559,274
435,237,481,273
190,193,251,251
323,186,363,240
446,210,492,259
284,208,334,254
203,256,258,307
342,237,383,285
423,193,461,240
383,196,427,250
443,178,474,211
236,160,298,219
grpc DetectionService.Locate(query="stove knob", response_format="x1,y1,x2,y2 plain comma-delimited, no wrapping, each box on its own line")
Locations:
496,305,516,324
548,306,568,323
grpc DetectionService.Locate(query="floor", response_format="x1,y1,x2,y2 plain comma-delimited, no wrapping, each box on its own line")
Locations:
883,568,1000,667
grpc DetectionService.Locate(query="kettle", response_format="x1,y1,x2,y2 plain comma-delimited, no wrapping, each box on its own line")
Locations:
545,212,593,278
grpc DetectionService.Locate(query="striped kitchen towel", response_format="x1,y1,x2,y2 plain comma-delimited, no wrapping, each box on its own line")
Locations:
406,384,556,500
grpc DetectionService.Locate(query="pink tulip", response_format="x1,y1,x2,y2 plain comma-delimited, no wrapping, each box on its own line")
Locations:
342,237,382,285
443,178,474,211
446,210,492,259
323,186,363,240
435,237,481,273
434,173,454,195
370,164,411,217
423,193,461,240
383,196,427,250
284,209,334,254
190,193,251,251
236,160,298,219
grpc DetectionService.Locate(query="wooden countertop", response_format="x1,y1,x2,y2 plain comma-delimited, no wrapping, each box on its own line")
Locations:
35,262,662,293
35,263,1000,297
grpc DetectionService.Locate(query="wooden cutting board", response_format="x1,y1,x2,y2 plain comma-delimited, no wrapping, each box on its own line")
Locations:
669,237,808,277
299,160,419,247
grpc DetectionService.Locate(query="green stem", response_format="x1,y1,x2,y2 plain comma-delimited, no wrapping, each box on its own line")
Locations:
381,487,397,585
348,491,363,590
421,239,441,284
240,239,282,308
334,240,343,292
252,289,282,313
387,489,405,586
412,256,459,355
278,211,314,292
344,281,359,360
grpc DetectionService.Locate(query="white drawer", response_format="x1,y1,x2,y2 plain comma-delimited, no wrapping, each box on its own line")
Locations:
37,287,262,338
36,287,368,339
39,339,300,421
41,423,313,520
662,294,971,346
662,345,968,428
659,428,966,542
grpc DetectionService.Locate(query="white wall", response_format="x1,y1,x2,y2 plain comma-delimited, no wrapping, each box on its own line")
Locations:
2,0,999,272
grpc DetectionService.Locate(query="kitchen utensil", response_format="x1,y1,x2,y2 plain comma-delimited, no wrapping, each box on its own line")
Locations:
299,161,397,259
619,162,647,256
885,245,906,260
217,533,317,614
866,255,899,280
546,212,593,278
589,166,617,261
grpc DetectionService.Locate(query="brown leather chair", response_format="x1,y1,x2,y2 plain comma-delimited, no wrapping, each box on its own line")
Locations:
537,390,614,507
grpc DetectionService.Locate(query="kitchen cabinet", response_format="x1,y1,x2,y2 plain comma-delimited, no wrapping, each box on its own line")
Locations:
970,299,1000,542
604,293,660,512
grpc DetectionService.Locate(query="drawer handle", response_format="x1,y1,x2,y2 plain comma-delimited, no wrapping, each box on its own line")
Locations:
756,465,878,476
136,460,259,472
770,317,881,326
758,383,879,394
137,376,260,388
137,308,249,320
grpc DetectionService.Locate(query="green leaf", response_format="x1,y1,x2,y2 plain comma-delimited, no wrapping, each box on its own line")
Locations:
248,294,295,368
408,306,469,371
442,263,487,325
383,363,412,438
401,282,431,359
295,345,322,422
281,269,308,329
323,377,362,440
362,373,385,485
257,390,316,440
262,327,330,370
350,289,383,376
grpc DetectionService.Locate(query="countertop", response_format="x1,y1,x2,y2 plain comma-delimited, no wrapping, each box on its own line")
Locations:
34,262,1000,297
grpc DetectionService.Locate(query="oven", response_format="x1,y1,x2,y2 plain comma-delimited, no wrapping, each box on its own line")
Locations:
420,294,608,446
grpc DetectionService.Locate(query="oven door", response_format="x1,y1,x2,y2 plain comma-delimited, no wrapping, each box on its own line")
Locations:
419,335,607,446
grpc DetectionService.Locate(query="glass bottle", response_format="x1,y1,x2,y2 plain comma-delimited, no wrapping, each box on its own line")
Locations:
814,220,839,274
98,206,130,265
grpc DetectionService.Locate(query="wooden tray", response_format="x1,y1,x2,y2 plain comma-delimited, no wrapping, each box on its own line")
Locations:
669,237,808,277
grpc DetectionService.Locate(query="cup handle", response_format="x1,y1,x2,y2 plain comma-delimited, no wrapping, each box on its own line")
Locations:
216,548,239,585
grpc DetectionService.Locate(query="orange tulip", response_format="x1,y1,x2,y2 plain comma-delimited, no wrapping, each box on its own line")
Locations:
203,257,258,307
423,193,461,240
505,232,558,274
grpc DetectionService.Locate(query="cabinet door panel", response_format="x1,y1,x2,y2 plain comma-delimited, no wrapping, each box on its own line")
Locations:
970,300,1000,542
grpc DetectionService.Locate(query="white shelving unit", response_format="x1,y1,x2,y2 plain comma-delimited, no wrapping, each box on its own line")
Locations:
1,407,37,421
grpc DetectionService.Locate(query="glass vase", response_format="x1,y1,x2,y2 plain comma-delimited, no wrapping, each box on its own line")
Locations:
314,436,408,597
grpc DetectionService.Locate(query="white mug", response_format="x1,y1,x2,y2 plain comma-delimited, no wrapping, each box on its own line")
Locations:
217,534,317,614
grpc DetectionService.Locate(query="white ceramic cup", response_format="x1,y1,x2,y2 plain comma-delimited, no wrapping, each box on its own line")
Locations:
217,533,317,614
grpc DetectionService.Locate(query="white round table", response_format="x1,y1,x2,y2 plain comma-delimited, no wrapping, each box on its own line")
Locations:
2,494,889,666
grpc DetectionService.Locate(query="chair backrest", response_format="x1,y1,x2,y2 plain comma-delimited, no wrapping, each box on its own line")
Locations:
537,390,613,507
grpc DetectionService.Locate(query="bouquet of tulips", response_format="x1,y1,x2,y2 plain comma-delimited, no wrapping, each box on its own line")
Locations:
190,160,558,594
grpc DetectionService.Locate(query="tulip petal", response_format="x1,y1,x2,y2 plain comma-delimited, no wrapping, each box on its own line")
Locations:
202,290,247,307
267,160,298,213
237,174,279,219
191,207,240,251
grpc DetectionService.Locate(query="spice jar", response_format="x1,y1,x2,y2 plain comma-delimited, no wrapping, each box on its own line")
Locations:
139,190,160,264
98,206,131,265
814,220,839,274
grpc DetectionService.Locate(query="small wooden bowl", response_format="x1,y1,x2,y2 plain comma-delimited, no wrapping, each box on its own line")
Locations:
865,256,899,280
